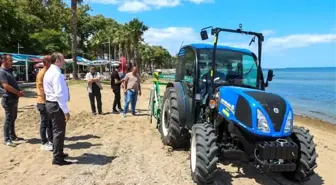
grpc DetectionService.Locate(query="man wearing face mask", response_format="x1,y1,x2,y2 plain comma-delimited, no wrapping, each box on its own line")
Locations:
85,65,103,115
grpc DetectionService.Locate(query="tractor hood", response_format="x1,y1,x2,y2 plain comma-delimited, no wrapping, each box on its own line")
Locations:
216,86,294,137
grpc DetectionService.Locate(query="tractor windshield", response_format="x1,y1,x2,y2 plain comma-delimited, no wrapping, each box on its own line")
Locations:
198,48,258,89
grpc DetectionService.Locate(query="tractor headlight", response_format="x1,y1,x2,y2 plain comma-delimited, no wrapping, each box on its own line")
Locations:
209,99,216,109
209,91,220,109
284,111,293,133
257,109,270,133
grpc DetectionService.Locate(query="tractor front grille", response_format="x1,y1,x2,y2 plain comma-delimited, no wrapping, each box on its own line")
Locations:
235,95,252,128
244,91,286,132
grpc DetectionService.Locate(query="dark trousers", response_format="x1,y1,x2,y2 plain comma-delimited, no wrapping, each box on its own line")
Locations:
1,97,18,142
45,101,66,161
89,90,102,114
37,103,53,144
113,89,122,111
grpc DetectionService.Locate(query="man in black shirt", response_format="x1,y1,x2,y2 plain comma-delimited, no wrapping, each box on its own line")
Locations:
111,65,124,113
0,54,25,147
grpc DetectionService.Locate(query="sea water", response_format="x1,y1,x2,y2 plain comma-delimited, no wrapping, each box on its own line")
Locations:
264,67,336,124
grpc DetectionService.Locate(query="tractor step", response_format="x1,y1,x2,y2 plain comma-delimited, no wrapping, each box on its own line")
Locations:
219,148,248,162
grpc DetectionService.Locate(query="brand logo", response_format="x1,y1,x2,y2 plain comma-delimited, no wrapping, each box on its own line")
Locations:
220,99,235,114
273,107,279,114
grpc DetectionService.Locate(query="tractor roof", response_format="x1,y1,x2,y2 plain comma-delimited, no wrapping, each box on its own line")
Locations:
184,43,253,55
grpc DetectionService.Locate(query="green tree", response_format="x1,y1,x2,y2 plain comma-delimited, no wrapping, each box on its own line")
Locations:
0,0,174,77
70,0,83,79
128,18,148,70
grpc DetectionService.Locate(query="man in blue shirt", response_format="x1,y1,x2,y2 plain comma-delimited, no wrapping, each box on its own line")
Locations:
0,54,25,147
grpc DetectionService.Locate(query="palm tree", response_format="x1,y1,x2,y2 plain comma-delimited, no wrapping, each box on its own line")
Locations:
128,18,148,71
70,0,83,80
123,24,133,62
90,30,106,58
115,25,128,59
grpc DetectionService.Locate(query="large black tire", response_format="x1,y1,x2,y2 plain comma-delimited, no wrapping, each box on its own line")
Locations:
159,87,190,149
283,126,318,182
190,123,219,185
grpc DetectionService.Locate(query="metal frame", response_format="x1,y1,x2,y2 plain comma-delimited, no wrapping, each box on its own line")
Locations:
148,72,175,123
201,24,265,98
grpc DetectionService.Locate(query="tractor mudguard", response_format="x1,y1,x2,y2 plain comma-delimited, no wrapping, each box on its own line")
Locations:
166,82,190,129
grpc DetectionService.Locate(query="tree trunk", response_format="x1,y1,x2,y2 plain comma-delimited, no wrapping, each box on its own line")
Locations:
71,0,78,79
125,42,131,62
118,43,122,59
114,45,117,60
133,36,140,71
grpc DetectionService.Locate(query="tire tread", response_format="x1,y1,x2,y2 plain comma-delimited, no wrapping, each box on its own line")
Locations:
191,123,219,185
283,126,318,182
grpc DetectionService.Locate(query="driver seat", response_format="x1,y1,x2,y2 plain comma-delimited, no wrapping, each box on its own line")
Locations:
226,70,242,85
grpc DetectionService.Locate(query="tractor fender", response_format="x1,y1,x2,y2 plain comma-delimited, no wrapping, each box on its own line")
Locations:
166,82,188,128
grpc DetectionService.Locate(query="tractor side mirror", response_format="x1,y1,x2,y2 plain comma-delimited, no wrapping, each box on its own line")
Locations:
200,30,208,40
267,69,274,82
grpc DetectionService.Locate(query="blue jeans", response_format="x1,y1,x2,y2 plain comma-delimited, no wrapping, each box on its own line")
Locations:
124,92,127,104
123,90,138,115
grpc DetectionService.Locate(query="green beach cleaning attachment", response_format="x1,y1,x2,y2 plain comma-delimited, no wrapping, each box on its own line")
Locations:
148,71,177,125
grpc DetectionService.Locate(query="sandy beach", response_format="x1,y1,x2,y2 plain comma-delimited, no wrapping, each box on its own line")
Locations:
0,80,335,185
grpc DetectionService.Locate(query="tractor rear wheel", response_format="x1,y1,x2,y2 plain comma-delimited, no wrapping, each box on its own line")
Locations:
190,123,219,185
283,126,318,182
159,87,190,149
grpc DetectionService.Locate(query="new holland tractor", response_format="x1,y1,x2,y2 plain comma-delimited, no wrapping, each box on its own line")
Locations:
148,24,318,185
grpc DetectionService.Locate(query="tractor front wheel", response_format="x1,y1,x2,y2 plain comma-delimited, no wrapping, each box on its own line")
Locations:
159,87,190,149
283,126,318,182
190,123,219,185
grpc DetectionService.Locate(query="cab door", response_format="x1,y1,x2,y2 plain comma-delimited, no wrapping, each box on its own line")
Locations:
181,47,197,129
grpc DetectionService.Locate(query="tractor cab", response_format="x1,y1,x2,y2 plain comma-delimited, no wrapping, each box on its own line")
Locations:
176,43,266,104
176,29,274,108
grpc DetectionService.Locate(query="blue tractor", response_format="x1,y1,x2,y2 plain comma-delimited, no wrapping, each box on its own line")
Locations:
158,24,318,184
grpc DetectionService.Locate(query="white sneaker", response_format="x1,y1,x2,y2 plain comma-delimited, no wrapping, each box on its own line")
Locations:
40,143,53,151
5,141,17,147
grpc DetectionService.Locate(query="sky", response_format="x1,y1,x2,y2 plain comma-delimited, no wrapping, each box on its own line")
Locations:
73,0,335,68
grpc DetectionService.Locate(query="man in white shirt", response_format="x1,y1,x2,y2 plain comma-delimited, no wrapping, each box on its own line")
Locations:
43,52,71,166
85,66,103,115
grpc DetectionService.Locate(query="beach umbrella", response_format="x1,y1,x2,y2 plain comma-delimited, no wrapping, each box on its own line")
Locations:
29,57,43,63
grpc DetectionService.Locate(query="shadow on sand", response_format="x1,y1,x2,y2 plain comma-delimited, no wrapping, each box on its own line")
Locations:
212,161,324,185
26,138,40,144
26,134,101,145
65,134,100,141
65,142,102,150
133,113,148,117
68,153,117,165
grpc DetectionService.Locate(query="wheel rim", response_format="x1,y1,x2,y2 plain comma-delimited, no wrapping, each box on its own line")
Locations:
191,131,197,173
161,99,170,136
